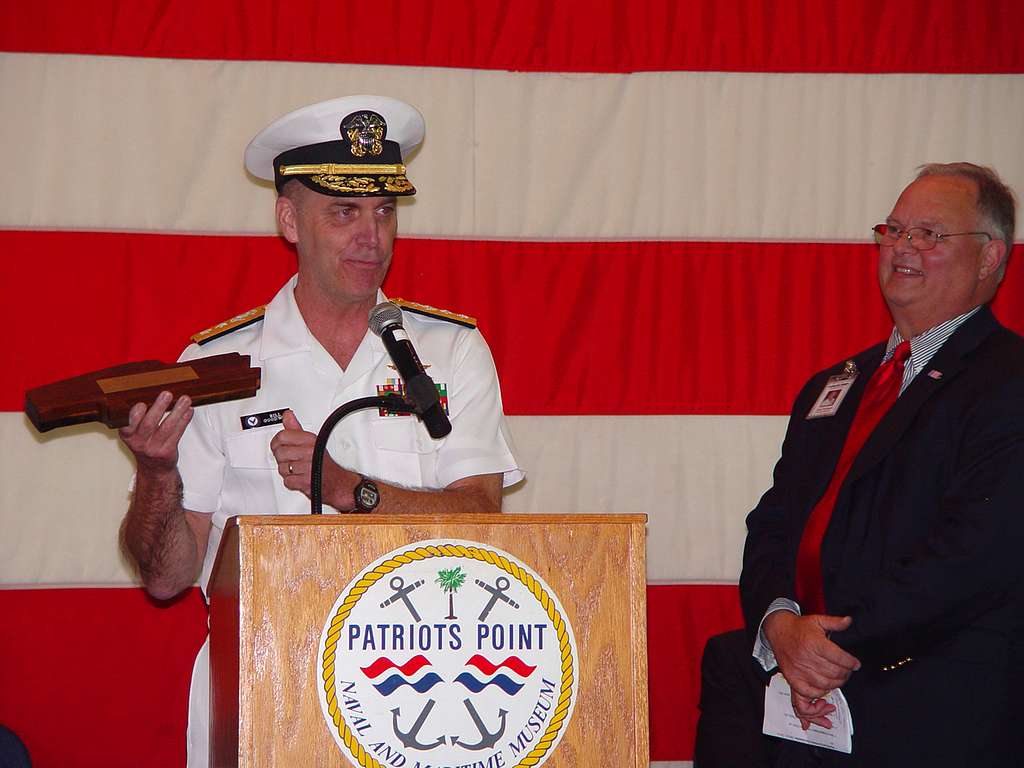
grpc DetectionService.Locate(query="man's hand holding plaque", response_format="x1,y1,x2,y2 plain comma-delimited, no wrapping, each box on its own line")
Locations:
25,353,261,433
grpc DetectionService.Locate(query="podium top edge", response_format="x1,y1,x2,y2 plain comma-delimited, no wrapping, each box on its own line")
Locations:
226,513,647,528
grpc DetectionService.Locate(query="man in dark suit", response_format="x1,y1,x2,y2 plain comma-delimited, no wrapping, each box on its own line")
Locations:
734,163,1022,766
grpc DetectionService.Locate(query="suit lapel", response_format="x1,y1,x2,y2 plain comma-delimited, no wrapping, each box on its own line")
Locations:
844,307,999,485
806,344,886,503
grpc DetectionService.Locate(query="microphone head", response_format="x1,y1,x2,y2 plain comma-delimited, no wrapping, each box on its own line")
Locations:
368,301,404,337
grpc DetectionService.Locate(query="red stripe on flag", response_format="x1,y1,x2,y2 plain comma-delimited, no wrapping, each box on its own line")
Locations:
0,587,208,768
0,583,738,764
8,231,1024,416
2,1,1022,73
647,584,745,760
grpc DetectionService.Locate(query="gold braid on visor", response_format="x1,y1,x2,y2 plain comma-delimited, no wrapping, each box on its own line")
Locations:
279,163,407,176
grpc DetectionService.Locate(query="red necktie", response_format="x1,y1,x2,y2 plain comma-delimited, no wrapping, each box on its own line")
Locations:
794,341,911,615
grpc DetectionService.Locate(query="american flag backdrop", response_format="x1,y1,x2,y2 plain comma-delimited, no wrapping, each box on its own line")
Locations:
1,3,1022,765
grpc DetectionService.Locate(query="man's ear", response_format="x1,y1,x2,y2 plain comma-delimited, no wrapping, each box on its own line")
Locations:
276,194,299,244
978,239,1007,282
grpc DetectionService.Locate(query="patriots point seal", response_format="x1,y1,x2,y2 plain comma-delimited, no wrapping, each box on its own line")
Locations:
317,540,579,768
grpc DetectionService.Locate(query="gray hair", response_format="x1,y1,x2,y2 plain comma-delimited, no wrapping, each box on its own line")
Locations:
915,163,1016,260
278,178,306,204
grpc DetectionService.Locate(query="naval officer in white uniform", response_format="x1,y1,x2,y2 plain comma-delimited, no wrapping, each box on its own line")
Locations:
118,95,523,766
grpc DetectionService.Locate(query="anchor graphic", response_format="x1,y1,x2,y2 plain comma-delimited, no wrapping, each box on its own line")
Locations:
475,576,520,621
450,698,507,750
379,576,425,622
391,698,446,750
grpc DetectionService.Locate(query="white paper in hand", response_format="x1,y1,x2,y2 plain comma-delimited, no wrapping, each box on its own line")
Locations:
762,673,853,754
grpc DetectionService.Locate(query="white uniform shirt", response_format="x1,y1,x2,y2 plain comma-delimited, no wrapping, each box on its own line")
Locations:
177,280,524,765
177,275,524,593
178,276,523,766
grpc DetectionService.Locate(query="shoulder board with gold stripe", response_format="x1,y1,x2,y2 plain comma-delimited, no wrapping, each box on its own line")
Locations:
190,305,266,345
390,298,477,328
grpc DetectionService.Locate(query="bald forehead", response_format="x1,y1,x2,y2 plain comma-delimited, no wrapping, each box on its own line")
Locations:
891,174,980,228
906,173,978,198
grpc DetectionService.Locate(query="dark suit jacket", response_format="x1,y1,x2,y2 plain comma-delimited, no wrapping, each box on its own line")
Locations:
740,306,1024,766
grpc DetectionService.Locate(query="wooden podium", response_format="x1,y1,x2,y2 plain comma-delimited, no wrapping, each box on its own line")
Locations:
207,514,648,767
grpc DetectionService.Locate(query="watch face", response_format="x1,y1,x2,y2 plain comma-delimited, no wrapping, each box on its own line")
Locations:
355,480,379,511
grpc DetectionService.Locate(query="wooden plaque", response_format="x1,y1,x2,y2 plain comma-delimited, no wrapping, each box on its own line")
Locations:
24,352,261,432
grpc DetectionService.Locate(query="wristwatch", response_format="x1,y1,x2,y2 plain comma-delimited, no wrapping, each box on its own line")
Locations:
353,476,380,513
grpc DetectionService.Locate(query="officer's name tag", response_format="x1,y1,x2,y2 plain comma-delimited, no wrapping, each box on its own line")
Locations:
806,375,857,420
240,409,288,430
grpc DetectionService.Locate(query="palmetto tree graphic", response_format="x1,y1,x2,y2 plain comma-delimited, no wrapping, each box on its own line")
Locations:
435,566,467,620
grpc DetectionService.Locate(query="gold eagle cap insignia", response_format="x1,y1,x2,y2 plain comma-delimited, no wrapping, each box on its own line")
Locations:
342,112,386,158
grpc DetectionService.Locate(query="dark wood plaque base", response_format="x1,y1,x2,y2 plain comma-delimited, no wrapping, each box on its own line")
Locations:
25,353,261,432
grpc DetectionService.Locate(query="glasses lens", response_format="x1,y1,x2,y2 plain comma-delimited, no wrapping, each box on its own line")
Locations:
909,228,937,250
873,224,894,245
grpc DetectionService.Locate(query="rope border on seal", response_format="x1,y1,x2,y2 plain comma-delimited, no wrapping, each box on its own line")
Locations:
320,543,577,768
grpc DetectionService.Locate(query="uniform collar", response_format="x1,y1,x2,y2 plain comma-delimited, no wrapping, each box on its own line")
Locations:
258,275,389,362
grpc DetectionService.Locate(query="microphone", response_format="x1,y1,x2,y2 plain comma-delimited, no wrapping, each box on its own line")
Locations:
368,302,452,439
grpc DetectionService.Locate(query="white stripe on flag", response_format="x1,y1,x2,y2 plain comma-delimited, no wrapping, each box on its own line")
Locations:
3,53,1022,240
1,412,786,586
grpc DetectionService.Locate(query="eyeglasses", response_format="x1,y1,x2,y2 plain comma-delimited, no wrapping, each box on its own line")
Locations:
872,224,992,251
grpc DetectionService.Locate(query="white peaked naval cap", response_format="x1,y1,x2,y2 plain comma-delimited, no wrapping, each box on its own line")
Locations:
244,95,425,197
